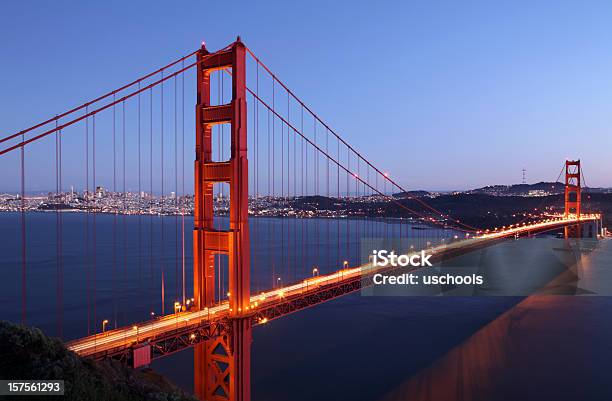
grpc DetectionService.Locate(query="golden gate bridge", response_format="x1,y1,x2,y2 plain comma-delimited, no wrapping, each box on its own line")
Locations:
0,38,603,401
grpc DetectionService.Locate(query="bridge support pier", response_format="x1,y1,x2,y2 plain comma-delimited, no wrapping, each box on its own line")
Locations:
194,320,252,401
193,38,251,401
564,224,581,239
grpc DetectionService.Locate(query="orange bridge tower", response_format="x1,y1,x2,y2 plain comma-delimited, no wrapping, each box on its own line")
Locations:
193,38,251,401
564,159,582,238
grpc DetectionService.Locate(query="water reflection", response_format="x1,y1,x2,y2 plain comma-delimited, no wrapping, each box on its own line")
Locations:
379,240,612,401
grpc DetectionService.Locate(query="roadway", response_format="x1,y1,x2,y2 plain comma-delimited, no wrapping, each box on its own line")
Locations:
67,214,599,358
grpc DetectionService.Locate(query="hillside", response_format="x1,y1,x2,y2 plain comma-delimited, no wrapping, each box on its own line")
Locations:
468,182,611,196
0,321,196,401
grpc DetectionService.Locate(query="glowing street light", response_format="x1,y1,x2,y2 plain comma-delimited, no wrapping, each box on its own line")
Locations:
312,267,319,277
341,260,349,280
102,319,109,333
174,301,181,314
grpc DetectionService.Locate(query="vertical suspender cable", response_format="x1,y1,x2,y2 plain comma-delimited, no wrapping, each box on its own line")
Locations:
149,88,154,316
326,128,330,273
304,105,308,276
59,119,64,337
357,158,360,263
174,75,179,304
161,70,165,315
281,102,284,284
286,96,290,281
346,147,350,263
337,136,340,271
122,100,127,326
254,61,259,292
251,92,257,290
138,82,142,302
254,62,259,292
20,133,26,325
85,107,90,334
267,108,272,288
92,114,97,336
181,61,186,305
58,118,64,338
293,104,297,280
301,106,305,277
55,119,61,338
112,95,117,328
286,117,290,280
314,118,318,269
272,80,275,287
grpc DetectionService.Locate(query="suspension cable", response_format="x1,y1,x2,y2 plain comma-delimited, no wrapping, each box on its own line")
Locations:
244,48,478,231
0,50,199,145
249,88,474,233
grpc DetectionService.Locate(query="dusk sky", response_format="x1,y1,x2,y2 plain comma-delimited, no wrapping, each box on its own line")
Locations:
1,1,612,191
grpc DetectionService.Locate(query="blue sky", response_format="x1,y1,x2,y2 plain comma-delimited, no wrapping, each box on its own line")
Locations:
1,0,612,191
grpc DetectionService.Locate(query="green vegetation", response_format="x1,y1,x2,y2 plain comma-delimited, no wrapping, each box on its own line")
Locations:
0,321,197,401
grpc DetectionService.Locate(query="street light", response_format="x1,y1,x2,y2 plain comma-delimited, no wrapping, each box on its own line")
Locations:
277,277,282,288
102,319,109,333
174,301,181,314
312,267,319,277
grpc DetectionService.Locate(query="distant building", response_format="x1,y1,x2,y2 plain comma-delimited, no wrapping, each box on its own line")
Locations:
96,186,106,198
527,190,550,197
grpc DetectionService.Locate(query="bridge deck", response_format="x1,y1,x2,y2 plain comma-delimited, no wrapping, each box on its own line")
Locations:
66,216,597,361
